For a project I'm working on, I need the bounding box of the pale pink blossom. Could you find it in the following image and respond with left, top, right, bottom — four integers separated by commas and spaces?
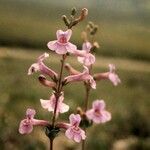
70, 42, 95, 66
40, 93, 69, 115
82, 42, 92, 52
47, 29, 77, 54
93, 64, 121, 86
65, 114, 86, 143
19, 108, 49, 134
77, 53, 95, 66
28, 53, 58, 78
86, 100, 111, 124
108, 64, 121, 86
64, 66, 96, 89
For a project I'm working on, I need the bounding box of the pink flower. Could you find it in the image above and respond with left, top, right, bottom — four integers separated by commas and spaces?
28, 53, 58, 78
65, 114, 86, 143
47, 29, 77, 54
108, 64, 121, 86
64, 66, 96, 89
19, 108, 49, 134
70, 42, 95, 66
93, 64, 121, 86
86, 100, 111, 124
40, 93, 69, 115
82, 42, 92, 52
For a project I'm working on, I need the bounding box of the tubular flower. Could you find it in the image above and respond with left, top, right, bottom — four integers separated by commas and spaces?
64, 66, 96, 89
40, 93, 69, 115
70, 42, 95, 66
93, 64, 121, 86
47, 29, 77, 54
65, 63, 80, 75
19, 108, 49, 134
108, 64, 121, 86
65, 114, 86, 143
28, 53, 58, 78
86, 100, 111, 124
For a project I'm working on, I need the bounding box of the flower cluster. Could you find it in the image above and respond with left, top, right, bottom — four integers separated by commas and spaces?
19, 8, 121, 149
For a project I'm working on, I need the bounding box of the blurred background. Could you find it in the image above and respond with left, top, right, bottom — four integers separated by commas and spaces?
0, 0, 149, 149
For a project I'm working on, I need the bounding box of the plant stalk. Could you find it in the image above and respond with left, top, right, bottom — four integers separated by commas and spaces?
50, 55, 66, 150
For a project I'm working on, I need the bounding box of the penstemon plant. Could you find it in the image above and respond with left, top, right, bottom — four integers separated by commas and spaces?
19, 8, 121, 150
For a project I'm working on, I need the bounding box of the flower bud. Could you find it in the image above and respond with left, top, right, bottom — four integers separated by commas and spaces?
91, 25, 98, 35
79, 8, 88, 21
65, 63, 80, 75
62, 15, 70, 27
81, 31, 88, 42
88, 22, 94, 29
71, 7, 77, 16
38, 75, 56, 88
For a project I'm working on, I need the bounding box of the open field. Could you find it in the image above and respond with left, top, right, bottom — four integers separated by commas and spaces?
0, 47, 149, 150
0, 0, 150, 61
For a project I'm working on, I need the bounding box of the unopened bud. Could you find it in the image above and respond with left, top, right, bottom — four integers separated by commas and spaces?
91, 25, 98, 35
93, 41, 100, 49
77, 107, 84, 115
88, 21, 94, 29
62, 15, 70, 27
81, 31, 88, 42
71, 7, 77, 16
65, 63, 80, 75
79, 8, 88, 21
38, 75, 56, 88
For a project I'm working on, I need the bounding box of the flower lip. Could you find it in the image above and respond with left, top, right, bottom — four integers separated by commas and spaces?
58, 36, 67, 44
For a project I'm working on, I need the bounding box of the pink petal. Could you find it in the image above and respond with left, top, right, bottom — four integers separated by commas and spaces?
86, 109, 94, 120
108, 73, 121, 86
28, 63, 40, 75
39, 61, 58, 78
93, 100, 105, 110
78, 53, 95, 66
26, 108, 36, 119
69, 114, 81, 126
40, 99, 51, 110
74, 133, 82, 143
89, 77, 96, 89
109, 64, 116, 73
70, 49, 87, 57
55, 44, 68, 54
47, 40, 58, 51
38, 53, 49, 61
19, 119, 33, 134
56, 29, 72, 42
65, 128, 73, 139
80, 129, 86, 140
66, 42, 77, 53
82, 42, 92, 52
59, 103, 69, 113
93, 111, 111, 123
64, 66, 89, 82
